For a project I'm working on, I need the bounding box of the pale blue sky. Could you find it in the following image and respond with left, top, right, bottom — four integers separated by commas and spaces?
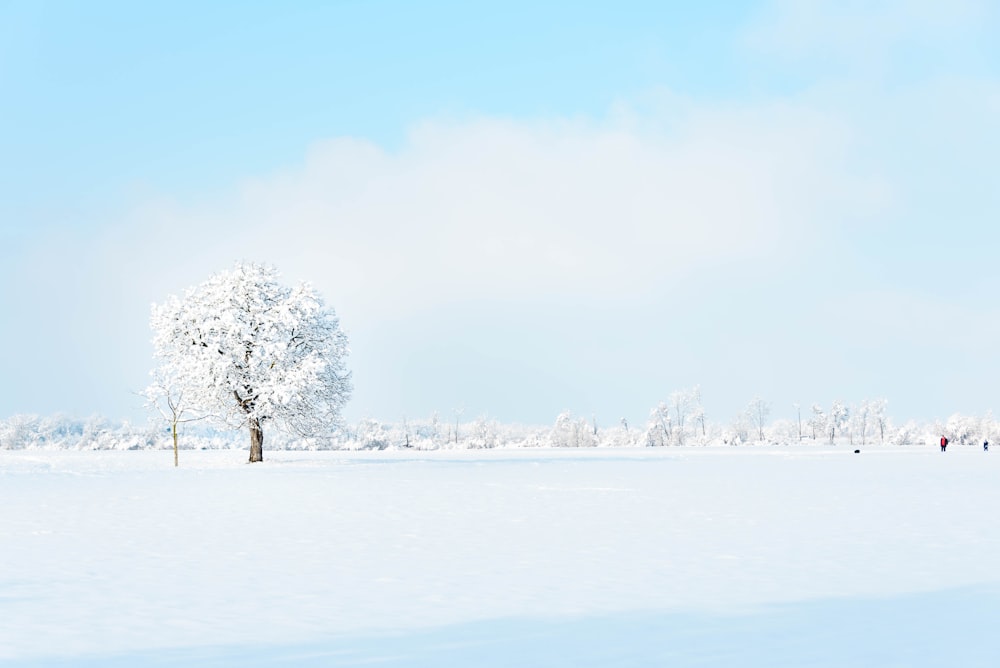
2, 1, 999, 429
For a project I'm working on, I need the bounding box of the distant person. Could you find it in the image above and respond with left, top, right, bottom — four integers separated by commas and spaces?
985, 439, 989, 452
941, 435, 948, 452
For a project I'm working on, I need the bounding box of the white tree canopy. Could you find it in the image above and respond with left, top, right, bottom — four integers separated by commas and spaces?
149, 262, 351, 461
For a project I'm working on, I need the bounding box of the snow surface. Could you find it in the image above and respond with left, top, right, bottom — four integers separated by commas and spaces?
2, 445, 999, 666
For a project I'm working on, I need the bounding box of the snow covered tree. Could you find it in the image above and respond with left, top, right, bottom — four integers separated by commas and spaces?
981, 411, 996, 446
891, 420, 918, 445
552, 410, 596, 447
829, 400, 849, 444
946, 413, 978, 445
149, 262, 351, 462
665, 386, 705, 444
746, 396, 770, 442
770, 418, 799, 443
471, 414, 500, 449
728, 411, 751, 445
646, 401, 672, 447
605, 417, 636, 447
552, 411, 575, 447
869, 398, 889, 445
853, 400, 871, 446
808, 404, 825, 441
356, 418, 389, 450
668, 389, 691, 445
690, 395, 707, 439
0, 414, 37, 450
429, 411, 441, 444
452, 407, 464, 445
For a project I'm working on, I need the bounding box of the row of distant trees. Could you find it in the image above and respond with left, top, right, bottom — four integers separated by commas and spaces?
1, 403, 994, 451
645, 390, 896, 447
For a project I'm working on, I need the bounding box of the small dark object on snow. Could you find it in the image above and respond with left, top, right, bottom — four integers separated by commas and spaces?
854, 449, 860, 454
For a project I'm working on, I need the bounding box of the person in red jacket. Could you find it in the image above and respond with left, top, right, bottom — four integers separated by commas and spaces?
940, 435, 948, 452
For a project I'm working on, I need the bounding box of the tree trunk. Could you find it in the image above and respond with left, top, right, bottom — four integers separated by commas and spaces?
249, 418, 264, 463
172, 420, 179, 468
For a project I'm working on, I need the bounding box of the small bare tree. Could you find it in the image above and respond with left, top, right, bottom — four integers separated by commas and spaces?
690, 386, 706, 437
143, 371, 209, 467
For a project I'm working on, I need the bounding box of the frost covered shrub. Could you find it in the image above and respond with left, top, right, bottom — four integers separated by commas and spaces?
551, 411, 597, 448
0, 414, 39, 450
355, 418, 390, 450
469, 415, 500, 449
890, 421, 920, 446
769, 419, 799, 444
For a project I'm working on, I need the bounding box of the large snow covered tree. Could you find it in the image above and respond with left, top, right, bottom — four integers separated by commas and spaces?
149, 262, 351, 462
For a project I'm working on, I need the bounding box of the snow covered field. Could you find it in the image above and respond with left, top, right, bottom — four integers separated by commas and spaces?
2, 445, 999, 666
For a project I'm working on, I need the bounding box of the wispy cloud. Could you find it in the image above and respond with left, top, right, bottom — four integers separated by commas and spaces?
745, 0, 992, 68
115, 100, 883, 324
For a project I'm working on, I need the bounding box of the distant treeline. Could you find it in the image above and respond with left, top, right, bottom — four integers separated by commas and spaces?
0, 400, 993, 451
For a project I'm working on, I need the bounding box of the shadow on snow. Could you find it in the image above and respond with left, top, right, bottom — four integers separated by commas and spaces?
9, 585, 999, 667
